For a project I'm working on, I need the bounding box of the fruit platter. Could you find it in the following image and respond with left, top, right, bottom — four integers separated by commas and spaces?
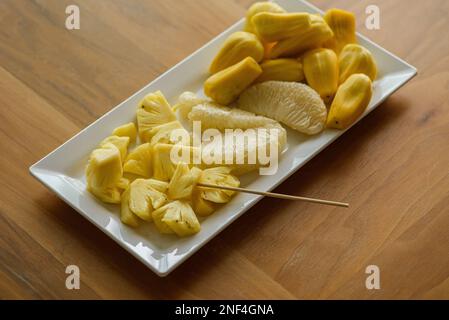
30, 0, 416, 276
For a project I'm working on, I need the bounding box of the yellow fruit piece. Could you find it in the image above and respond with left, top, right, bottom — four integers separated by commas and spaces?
252, 12, 311, 42
198, 167, 240, 204
152, 143, 199, 181
99, 135, 130, 161
153, 200, 200, 237
120, 187, 141, 227
323, 8, 357, 55
148, 120, 190, 146
257, 58, 304, 83
269, 14, 334, 58
244, 1, 286, 35
263, 42, 276, 60
209, 31, 264, 74
86, 143, 123, 204
303, 48, 339, 103
327, 73, 373, 130
128, 178, 168, 221
192, 189, 217, 217
112, 122, 137, 144
136, 91, 177, 142
167, 162, 197, 200
123, 143, 152, 178
339, 44, 377, 84
204, 57, 262, 105
117, 177, 130, 190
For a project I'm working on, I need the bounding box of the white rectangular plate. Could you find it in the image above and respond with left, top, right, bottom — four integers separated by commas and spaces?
30, 0, 417, 276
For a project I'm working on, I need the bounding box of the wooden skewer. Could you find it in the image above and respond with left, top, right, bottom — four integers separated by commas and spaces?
197, 183, 349, 208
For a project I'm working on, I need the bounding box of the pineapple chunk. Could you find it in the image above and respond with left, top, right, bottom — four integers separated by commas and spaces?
120, 187, 141, 227
198, 167, 240, 204
148, 120, 190, 146
192, 189, 217, 217
152, 143, 199, 181
152, 200, 201, 237
137, 91, 177, 142
112, 122, 137, 143
123, 143, 152, 178
167, 162, 198, 200
100, 135, 130, 161
86, 143, 123, 204
117, 177, 130, 190
128, 179, 168, 221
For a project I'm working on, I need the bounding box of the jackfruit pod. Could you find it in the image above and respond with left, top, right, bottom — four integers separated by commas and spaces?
327, 73, 373, 130
209, 31, 264, 74
257, 58, 304, 83
269, 14, 334, 58
252, 12, 311, 42
339, 44, 377, 84
323, 8, 357, 54
303, 48, 339, 103
204, 57, 262, 105
244, 1, 286, 35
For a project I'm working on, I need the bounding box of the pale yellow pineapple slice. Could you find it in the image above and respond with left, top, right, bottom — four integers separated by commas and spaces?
152, 200, 201, 237
167, 162, 199, 200
198, 167, 240, 204
136, 91, 177, 142
120, 187, 141, 227
128, 179, 169, 221
86, 143, 123, 204
192, 189, 217, 217
123, 143, 152, 178
112, 122, 137, 143
99, 135, 130, 161
148, 120, 190, 146
152, 143, 199, 181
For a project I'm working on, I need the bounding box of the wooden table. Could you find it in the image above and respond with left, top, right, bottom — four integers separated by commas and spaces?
1, 0, 448, 299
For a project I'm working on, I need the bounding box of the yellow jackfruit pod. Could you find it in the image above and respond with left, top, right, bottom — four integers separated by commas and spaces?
252, 12, 311, 42
256, 59, 304, 83
323, 8, 357, 55
244, 1, 286, 35
269, 14, 334, 58
209, 32, 264, 74
339, 44, 377, 84
303, 48, 339, 103
204, 57, 262, 105
327, 73, 373, 130
263, 42, 276, 59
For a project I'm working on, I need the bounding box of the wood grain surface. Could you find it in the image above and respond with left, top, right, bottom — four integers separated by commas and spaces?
1, 0, 448, 299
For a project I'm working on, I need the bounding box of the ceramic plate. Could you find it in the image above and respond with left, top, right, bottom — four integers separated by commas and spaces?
30, 0, 417, 276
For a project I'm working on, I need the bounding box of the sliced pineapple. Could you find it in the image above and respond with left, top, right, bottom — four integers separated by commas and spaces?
86, 143, 123, 204
192, 189, 217, 216
167, 162, 199, 200
152, 143, 199, 181
137, 91, 177, 142
112, 122, 137, 143
128, 179, 168, 221
152, 200, 201, 237
123, 143, 152, 178
99, 135, 130, 161
148, 120, 190, 146
197, 167, 240, 204
120, 187, 141, 227
117, 177, 130, 190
